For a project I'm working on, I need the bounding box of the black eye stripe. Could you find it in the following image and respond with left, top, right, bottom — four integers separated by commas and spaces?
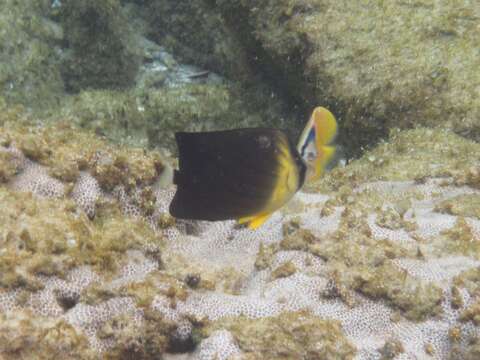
300, 127, 316, 157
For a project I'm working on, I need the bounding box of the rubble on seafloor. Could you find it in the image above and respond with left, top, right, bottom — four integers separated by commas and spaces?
0, 106, 479, 359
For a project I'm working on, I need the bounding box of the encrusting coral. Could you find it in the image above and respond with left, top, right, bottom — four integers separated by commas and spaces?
1, 106, 480, 359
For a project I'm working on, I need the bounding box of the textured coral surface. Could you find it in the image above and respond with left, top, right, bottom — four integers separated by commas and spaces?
212, 0, 480, 149
1, 108, 480, 359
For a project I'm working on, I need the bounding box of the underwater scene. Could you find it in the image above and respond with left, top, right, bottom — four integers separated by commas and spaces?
0, 0, 479, 359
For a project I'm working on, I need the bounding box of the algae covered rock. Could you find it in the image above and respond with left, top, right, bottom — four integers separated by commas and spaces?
141, 0, 253, 82
0, 0, 64, 110
57, 80, 288, 150
206, 311, 356, 359
1, 100, 480, 359
212, 0, 480, 149
315, 127, 480, 192
59, 0, 142, 91
0, 310, 94, 359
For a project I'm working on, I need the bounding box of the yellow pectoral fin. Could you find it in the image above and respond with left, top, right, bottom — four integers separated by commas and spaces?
313, 107, 337, 146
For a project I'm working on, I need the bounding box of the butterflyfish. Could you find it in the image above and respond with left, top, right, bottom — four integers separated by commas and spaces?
169, 107, 337, 229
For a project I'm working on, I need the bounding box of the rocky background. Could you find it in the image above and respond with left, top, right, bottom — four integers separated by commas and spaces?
0, 0, 479, 359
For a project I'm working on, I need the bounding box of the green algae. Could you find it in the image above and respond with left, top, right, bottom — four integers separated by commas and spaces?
161, 250, 246, 294
212, 0, 480, 151
271, 261, 297, 280
0, 151, 19, 183
59, 0, 141, 92
0, 113, 169, 293
460, 300, 480, 326
0, 187, 163, 291
112, 272, 187, 309
99, 310, 177, 359
453, 267, 480, 297
0, 310, 94, 359
205, 311, 356, 359
254, 243, 279, 270
56, 81, 288, 151
312, 128, 480, 193
0, 0, 64, 111
59, 90, 147, 147
141, 0, 252, 82
436, 194, 480, 219
276, 206, 443, 320
450, 336, 480, 360
0, 117, 165, 189
379, 338, 405, 360
143, 83, 290, 151
436, 218, 480, 259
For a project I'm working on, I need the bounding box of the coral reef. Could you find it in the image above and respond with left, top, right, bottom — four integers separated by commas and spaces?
204, 311, 356, 359
139, 0, 253, 82
58, 0, 142, 91
211, 0, 480, 149
1, 0, 290, 152
0, 105, 479, 358
0, 310, 95, 360
0, 2, 479, 358
58, 82, 288, 151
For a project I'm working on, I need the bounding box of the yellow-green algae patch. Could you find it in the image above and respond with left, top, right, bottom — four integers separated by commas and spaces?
311, 128, 480, 194
453, 267, 480, 298
435, 218, 480, 259
0, 118, 164, 189
271, 260, 297, 280
162, 251, 246, 294
57, 82, 289, 151
204, 311, 356, 359
460, 300, 480, 326
379, 338, 405, 360
0, 309, 95, 359
0, 151, 19, 183
0, 0, 64, 111
0, 187, 163, 291
449, 336, 480, 360
435, 194, 480, 219
98, 310, 177, 360
214, 0, 480, 150
278, 206, 443, 320
58, 0, 141, 92
81, 271, 188, 310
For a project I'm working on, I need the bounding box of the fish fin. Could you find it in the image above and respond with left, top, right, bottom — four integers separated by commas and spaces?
312, 107, 337, 146
320, 145, 336, 166
238, 216, 255, 225
312, 145, 336, 180
245, 213, 271, 229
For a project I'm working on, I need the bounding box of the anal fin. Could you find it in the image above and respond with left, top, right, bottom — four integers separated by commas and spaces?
237, 213, 271, 229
